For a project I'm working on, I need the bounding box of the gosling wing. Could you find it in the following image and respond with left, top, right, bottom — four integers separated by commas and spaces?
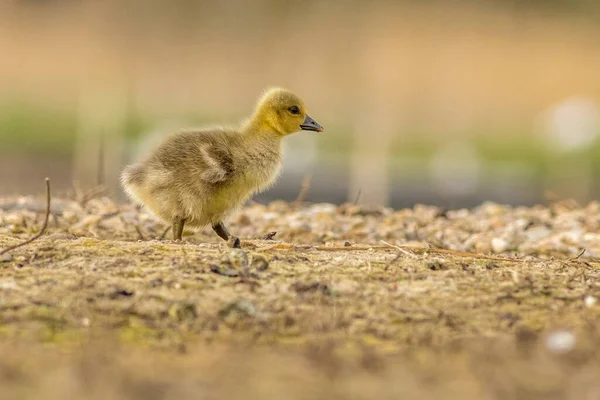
155, 130, 237, 185
193, 140, 236, 184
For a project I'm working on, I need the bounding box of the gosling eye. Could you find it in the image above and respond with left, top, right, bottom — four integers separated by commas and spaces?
288, 105, 300, 115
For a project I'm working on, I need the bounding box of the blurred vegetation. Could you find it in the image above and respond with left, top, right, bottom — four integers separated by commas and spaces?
4, 98, 597, 171
2, 0, 600, 205
0, 100, 77, 156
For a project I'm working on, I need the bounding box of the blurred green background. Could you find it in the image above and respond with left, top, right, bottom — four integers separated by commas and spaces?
1, 0, 600, 208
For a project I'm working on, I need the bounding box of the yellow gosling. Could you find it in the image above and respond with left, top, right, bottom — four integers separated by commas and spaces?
121, 87, 323, 244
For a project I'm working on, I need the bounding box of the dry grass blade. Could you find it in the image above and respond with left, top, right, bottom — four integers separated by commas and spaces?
353, 189, 362, 205
134, 225, 146, 241
159, 226, 171, 240
253, 240, 551, 264
570, 248, 586, 260
293, 173, 312, 206
381, 240, 418, 258
0, 178, 51, 256
76, 185, 108, 207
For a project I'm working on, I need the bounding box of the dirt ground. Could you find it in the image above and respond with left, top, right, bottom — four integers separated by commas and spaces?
2, 192, 600, 399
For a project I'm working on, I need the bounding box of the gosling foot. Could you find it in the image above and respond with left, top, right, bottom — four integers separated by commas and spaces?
228, 236, 241, 248
212, 221, 240, 248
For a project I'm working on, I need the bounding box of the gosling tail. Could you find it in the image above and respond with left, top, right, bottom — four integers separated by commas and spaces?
121, 164, 146, 187
120, 164, 147, 203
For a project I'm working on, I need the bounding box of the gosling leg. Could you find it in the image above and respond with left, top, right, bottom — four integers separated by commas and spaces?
212, 221, 241, 248
212, 221, 230, 241
172, 218, 185, 241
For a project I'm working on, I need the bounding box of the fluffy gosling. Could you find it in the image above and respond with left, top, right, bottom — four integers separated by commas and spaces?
121, 87, 323, 244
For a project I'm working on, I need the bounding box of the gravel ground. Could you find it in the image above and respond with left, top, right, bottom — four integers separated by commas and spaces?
1, 194, 600, 399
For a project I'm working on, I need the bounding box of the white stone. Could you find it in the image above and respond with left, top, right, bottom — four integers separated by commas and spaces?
491, 237, 510, 253
309, 203, 337, 215
545, 331, 576, 354
584, 295, 597, 308
0, 280, 19, 290
525, 226, 551, 242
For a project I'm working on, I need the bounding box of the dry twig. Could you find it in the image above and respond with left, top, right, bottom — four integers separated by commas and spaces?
159, 226, 171, 240
74, 183, 107, 207
570, 248, 586, 261
380, 240, 418, 259
134, 225, 147, 241
262, 231, 277, 240
293, 173, 312, 206
253, 240, 556, 264
353, 189, 362, 205
0, 178, 51, 256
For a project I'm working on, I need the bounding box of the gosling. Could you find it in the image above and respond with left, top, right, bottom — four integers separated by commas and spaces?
121, 87, 323, 243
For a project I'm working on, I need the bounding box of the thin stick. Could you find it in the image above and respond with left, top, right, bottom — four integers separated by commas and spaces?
253, 240, 552, 264
0, 178, 51, 256
293, 173, 312, 206
118, 214, 147, 241
159, 226, 171, 240
75, 185, 107, 207
97, 131, 105, 186
353, 189, 362, 205
380, 240, 418, 259
571, 248, 586, 261
134, 225, 146, 241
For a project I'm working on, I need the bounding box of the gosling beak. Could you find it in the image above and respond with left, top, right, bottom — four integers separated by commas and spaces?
300, 115, 323, 132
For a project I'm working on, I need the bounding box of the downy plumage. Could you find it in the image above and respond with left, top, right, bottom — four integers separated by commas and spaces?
121, 87, 323, 243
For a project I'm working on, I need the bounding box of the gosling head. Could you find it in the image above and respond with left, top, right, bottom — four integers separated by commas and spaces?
251, 87, 323, 136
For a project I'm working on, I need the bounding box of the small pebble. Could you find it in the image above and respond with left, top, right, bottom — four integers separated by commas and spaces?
168, 302, 198, 322
3, 214, 23, 225
584, 295, 597, 308
251, 255, 269, 271
525, 226, 551, 242
262, 231, 277, 240
236, 214, 252, 226
228, 249, 248, 269
46, 233, 77, 242
0, 252, 12, 263
491, 237, 510, 253
218, 299, 256, 318
210, 264, 239, 277
427, 260, 447, 271
309, 203, 337, 215
0, 280, 19, 290
545, 330, 576, 354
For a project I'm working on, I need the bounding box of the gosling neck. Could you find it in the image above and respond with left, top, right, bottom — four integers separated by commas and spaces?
241, 115, 283, 140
